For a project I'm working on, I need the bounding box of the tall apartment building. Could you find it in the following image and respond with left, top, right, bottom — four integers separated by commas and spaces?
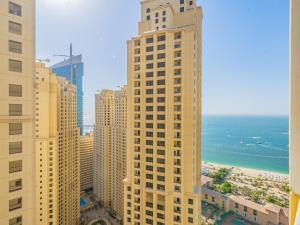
51, 54, 84, 135
80, 132, 94, 192
111, 87, 127, 222
0, 1, 36, 224
93, 86, 127, 222
290, 0, 300, 224
56, 77, 80, 225
124, 1, 202, 224
35, 63, 59, 225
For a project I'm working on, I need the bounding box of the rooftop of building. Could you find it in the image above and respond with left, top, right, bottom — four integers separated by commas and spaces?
51, 54, 83, 69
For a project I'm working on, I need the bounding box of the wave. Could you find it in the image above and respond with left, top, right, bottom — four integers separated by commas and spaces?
259, 144, 288, 152
207, 149, 288, 159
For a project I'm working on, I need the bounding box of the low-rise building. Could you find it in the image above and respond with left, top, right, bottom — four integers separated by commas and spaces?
201, 176, 289, 225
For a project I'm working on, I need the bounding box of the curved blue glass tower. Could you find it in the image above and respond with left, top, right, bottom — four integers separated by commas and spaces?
51, 55, 84, 135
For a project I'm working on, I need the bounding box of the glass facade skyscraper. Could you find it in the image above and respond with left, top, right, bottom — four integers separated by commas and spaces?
51, 55, 84, 135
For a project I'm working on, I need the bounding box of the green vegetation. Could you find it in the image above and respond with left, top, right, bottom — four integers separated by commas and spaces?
210, 168, 230, 183
280, 183, 290, 193
267, 195, 288, 208
215, 182, 232, 194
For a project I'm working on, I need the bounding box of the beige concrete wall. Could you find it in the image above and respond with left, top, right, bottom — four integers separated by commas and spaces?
57, 77, 80, 225
0, 0, 36, 224
290, 0, 300, 224
35, 63, 59, 225
80, 132, 94, 191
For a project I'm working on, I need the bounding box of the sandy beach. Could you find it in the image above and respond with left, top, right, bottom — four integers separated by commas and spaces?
202, 162, 289, 183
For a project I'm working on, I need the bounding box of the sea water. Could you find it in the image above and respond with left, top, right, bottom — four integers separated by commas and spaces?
202, 115, 289, 174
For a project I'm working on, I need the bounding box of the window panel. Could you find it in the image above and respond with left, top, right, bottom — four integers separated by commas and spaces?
9, 21, 22, 35
9, 2, 22, 16
9, 40, 22, 54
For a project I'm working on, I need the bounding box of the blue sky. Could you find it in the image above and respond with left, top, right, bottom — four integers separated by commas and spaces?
36, 0, 290, 125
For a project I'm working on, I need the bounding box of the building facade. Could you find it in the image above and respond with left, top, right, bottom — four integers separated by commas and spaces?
80, 132, 94, 192
290, 0, 300, 224
93, 87, 127, 222
56, 77, 80, 225
51, 55, 84, 135
0, 1, 36, 224
35, 63, 59, 225
124, 0, 202, 224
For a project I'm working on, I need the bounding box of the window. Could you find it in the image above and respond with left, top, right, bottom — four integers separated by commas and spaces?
9, 160, 22, 173
157, 115, 165, 120
235, 203, 239, 209
155, 19, 159, 24
146, 8, 150, 13
157, 106, 165, 111
9, 59, 22, 72
147, 15, 150, 20
180, 0, 185, 4
189, 1, 193, 6
158, 53, 165, 59
146, 89, 153, 94
157, 80, 165, 85
146, 63, 153, 69
157, 44, 165, 50
163, 11, 166, 16
9, 216, 22, 225
9, 40, 22, 54
157, 123, 165, 129
146, 46, 154, 52
9, 2, 22, 16
9, 197, 22, 211
9, 179, 22, 192
157, 35, 166, 42
9, 141, 22, 154
157, 97, 165, 102
180, 7, 185, 12
188, 217, 193, 223
146, 72, 153, 77
157, 62, 165, 68
157, 88, 165, 94
146, 106, 153, 111
9, 21, 22, 35
146, 37, 154, 44
9, 123, 22, 135
146, 80, 153, 86
163, 17, 166, 22
157, 71, 165, 76
188, 199, 193, 205
9, 104, 22, 116
9, 84, 22, 97
156, 12, 159, 17
146, 55, 153, 61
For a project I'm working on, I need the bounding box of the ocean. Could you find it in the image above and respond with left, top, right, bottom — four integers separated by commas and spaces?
202, 116, 289, 174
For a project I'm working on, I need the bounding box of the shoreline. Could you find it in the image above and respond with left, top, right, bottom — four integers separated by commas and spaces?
203, 161, 289, 182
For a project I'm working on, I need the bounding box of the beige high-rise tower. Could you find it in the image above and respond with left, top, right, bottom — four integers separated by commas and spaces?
0, 1, 36, 224
56, 77, 80, 225
35, 63, 59, 225
80, 132, 94, 191
93, 86, 127, 222
290, 0, 300, 224
124, 0, 202, 224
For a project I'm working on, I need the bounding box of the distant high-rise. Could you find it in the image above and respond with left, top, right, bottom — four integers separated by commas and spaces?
35, 63, 59, 225
51, 54, 84, 135
93, 86, 127, 223
124, 0, 202, 224
80, 132, 94, 192
0, 1, 36, 224
56, 77, 80, 225
290, 0, 300, 224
